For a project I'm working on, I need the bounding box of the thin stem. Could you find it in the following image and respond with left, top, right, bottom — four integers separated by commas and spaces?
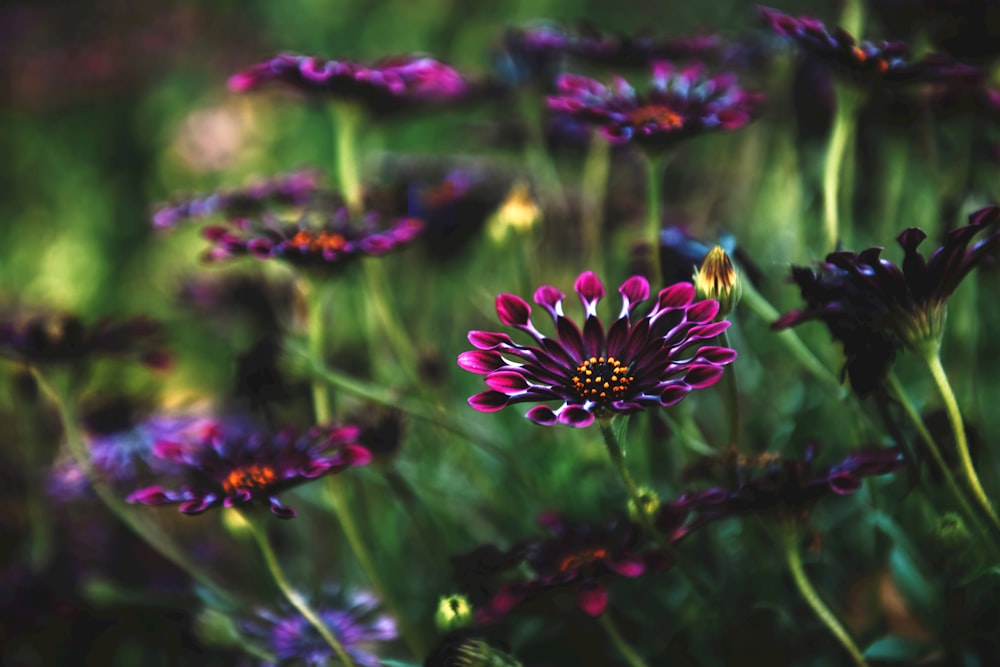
331, 104, 363, 212
303, 278, 333, 424
644, 152, 664, 288
597, 613, 651, 667
242, 511, 358, 667
325, 478, 427, 658
360, 258, 420, 387
783, 528, 869, 667
719, 330, 740, 449
823, 86, 859, 251
923, 350, 1000, 532
598, 418, 668, 549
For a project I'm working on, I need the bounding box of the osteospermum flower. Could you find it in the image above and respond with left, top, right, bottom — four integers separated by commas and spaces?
229, 53, 477, 115
760, 6, 981, 86
547, 62, 760, 152
241, 589, 397, 667
458, 272, 736, 427
773, 206, 1000, 396
127, 421, 370, 518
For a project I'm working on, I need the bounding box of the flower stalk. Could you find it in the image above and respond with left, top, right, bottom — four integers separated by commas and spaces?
598, 612, 651, 667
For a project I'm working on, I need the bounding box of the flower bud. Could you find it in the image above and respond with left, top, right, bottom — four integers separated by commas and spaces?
628, 486, 661, 522
693, 245, 741, 318
487, 182, 541, 242
435, 594, 473, 632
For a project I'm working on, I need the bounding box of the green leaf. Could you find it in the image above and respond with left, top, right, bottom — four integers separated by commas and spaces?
380, 660, 422, 667
863, 635, 930, 662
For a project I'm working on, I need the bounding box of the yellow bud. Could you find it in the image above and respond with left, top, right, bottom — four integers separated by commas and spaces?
435, 594, 473, 632
694, 245, 741, 318
628, 486, 661, 522
487, 182, 541, 242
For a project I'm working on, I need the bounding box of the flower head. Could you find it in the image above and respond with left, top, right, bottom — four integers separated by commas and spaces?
127, 420, 370, 518
229, 53, 477, 115
693, 245, 741, 318
241, 589, 397, 667
773, 206, 1000, 395
760, 6, 981, 86
459, 272, 736, 427
547, 62, 760, 153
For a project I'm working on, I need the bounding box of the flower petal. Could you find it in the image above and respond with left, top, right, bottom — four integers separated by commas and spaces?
457, 350, 505, 374
575, 581, 608, 616
559, 406, 595, 428
485, 371, 531, 394
468, 390, 509, 412
526, 405, 559, 426
496, 293, 532, 327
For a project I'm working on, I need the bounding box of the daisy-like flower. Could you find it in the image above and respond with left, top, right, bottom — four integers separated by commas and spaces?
773, 206, 1000, 396
473, 513, 672, 619
229, 53, 477, 115
241, 589, 397, 667
0, 314, 169, 370
759, 6, 981, 86
458, 272, 736, 428
546, 61, 760, 153
127, 420, 370, 519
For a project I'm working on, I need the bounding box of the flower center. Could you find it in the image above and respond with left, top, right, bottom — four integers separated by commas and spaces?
289, 230, 347, 253
557, 547, 610, 573
571, 356, 634, 403
626, 104, 683, 130
221, 463, 277, 494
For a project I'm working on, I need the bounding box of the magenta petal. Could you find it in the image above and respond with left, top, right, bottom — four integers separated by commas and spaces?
269, 498, 298, 519
684, 365, 725, 388
574, 271, 606, 307
619, 275, 650, 308
694, 346, 738, 364
828, 472, 862, 495
687, 321, 730, 339
485, 371, 531, 394
559, 407, 595, 428
658, 282, 695, 308
659, 385, 691, 406
608, 556, 646, 577
127, 486, 170, 505
534, 285, 565, 319
496, 293, 532, 327
224, 490, 252, 506
526, 405, 559, 425
687, 299, 720, 323
152, 440, 188, 463
468, 330, 513, 350
178, 497, 213, 515
342, 444, 372, 466
576, 581, 608, 617
468, 391, 509, 412
490, 585, 525, 616
457, 350, 505, 374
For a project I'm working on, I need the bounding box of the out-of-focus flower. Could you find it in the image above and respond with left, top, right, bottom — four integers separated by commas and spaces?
0, 314, 169, 370
424, 629, 523, 667
693, 246, 741, 318
241, 589, 397, 667
487, 181, 541, 242
474, 513, 672, 619
152, 170, 321, 229
773, 206, 1000, 396
435, 594, 474, 632
229, 53, 481, 115
127, 420, 370, 518
760, 6, 981, 86
458, 272, 735, 427
547, 62, 760, 153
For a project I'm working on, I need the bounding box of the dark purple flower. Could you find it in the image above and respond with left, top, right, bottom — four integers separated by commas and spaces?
152, 170, 321, 229
229, 53, 478, 115
474, 513, 671, 619
127, 420, 370, 519
773, 206, 1000, 395
459, 272, 736, 428
760, 6, 982, 86
0, 314, 169, 369
241, 589, 396, 667
547, 62, 760, 153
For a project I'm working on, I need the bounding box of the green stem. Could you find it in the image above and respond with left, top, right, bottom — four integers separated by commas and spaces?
360, 259, 420, 387
242, 511, 358, 667
923, 351, 1000, 533
823, 87, 858, 251
840, 0, 865, 38
644, 153, 664, 288
37, 373, 240, 609
783, 528, 869, 667
331, 104, 363, 212
303, 278, 333, 424
325, 478, 426, 658
719, 330, 740, 449
597, 612, 651, 667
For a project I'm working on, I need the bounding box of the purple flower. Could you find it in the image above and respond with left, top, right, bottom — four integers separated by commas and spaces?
547, 62, 760, 153
0, 314, 169, 370
773, 206, 1000, 396
127, 420, 370, 519
152, 170, 321, 229
241, 589, 397, 667
458, 272, 736, 428
760, 6, 981, 86
229, 53, 477, 115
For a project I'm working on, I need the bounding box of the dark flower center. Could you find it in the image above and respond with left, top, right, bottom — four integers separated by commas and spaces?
626, 104, 683, 130
221, 463, 277, 494
558, 547, 609, 573
571, 356, 634, 403
289, 230, 347, 253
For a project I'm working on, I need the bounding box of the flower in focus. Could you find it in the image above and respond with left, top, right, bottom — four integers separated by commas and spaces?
229, 53, 479, 115
773, 206, 1000, 396
473, 513, 672, 619
693, 245, 741, 318
0, 314, 169, 370
127, 420, 370, 518
458, 271, 736, 427
241, 589, 397, 667
547, 62, 760, 153
760, 6, 981, 86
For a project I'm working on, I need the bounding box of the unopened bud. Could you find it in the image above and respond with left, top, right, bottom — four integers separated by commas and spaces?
693, 246, 741, 318
435, 594, 473, 632
935, 513, 971, 551
628, 487, 661, 522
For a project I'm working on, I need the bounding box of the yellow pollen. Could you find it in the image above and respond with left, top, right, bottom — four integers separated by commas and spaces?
221, 464, 277, 494
571, 355, 634, 403
627, 104, 683, 129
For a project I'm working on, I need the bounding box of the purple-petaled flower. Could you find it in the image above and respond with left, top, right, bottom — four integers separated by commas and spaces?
773, 206, 1000, 396
241, 589, 396, 667
547, 62, 760, 153
458, 271, 736, 428
673, 446, 904, 526
152, 170, 321, 229
0, 314, 169, 369
759, 6, 982, 86
474, 513, 671, 619
127, 421, 370, 519
229, 53, 477, 115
